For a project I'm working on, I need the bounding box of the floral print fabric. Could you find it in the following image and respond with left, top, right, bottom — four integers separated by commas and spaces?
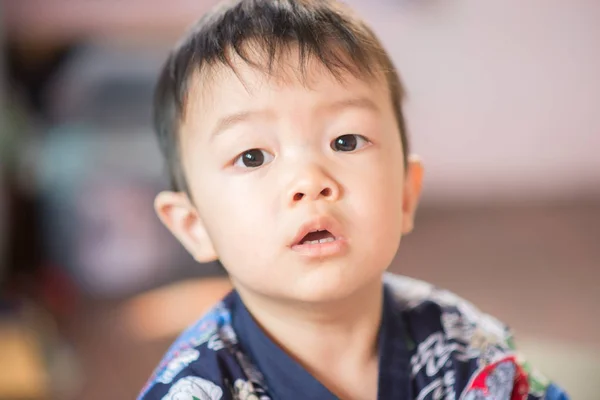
138, 274, 568, 400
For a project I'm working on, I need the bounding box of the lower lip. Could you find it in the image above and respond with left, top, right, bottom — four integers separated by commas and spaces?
290, 238, 347, 258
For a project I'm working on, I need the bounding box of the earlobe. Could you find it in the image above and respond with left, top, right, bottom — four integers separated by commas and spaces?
402, 155, 425, 234
154, 191, 218, 263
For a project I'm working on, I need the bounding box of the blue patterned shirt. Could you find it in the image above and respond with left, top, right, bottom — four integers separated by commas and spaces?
138, 274, 569, 400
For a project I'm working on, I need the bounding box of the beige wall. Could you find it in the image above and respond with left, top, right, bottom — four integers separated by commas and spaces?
6, 0, 600, 204
350, 0, 600, 203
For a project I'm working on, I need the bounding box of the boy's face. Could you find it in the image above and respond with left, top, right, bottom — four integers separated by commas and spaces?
156, 51, 423, 303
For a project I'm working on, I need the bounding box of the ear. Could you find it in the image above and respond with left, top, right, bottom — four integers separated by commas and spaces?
154, 191, 218, 263
401, 155, 425, 234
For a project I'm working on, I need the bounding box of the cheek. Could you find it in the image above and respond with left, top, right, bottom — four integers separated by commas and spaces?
202, 177, 284, 291
198, 173, 278, 256
347, 142, 405, 248
356, 164, 404, 231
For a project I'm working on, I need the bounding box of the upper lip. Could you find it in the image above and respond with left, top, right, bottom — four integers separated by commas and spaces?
290, 215, 343, 246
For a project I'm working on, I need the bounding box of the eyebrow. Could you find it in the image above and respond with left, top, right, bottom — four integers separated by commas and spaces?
209, 96, 380, 140
322, 96, 381, 115
209, 110, 271, 141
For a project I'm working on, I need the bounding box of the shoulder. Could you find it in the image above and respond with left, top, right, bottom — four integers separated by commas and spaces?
137, 293, 267, 400
383, 273, 508, 347
383, 273, 569, 400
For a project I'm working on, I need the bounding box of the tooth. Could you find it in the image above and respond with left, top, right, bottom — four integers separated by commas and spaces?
319, 237, 335, 243
309, 240, 319, 245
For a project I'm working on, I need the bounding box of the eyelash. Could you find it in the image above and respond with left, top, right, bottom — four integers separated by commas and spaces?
233, 148, 274, 169
330, 134, 371, 152
232, 134, 372, 169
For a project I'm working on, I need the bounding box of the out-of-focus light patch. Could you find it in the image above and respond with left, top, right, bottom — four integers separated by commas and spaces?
120, 278, 232, 341
0, 322, 49, 399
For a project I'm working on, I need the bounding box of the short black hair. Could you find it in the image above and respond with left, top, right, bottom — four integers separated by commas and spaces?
154, 0, 409, 193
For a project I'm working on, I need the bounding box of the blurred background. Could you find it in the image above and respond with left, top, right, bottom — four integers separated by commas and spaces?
0, 0, 598, 399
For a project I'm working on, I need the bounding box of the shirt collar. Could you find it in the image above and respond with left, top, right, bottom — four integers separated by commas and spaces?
231, 283, 411, 399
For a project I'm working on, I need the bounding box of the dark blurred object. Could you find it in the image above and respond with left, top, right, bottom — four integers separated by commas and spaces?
0, 172, 7, 288
2, 39, 73, 296
1, 98, 41, 298
5, 43, 74, 118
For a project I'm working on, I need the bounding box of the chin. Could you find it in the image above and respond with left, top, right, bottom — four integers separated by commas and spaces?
285, 266, 379, 304
289, 285, 351, 304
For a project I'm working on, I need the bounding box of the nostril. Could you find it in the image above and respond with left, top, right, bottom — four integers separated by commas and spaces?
293, 193, 304, 202
321, 188, 332, 197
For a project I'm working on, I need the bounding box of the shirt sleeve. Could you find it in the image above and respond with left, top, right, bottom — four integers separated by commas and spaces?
458, 330, 571, 400
139, 373, 226, 400
396, 278, 571, 400
435, 285, 571, 400
545, 383, 570, 400
505, 336, 570, 400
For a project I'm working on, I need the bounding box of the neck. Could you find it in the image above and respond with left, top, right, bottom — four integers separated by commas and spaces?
234, 276, 384, 396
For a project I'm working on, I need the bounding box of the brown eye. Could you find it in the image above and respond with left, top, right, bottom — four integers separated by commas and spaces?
233, 149, 274, 168
331, 134, 370, 152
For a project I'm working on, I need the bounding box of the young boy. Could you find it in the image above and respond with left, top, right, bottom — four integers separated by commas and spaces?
139, 1, 568, 399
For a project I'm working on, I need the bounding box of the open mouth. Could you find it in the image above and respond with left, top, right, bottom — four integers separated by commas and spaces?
298, 229, 336, 245
290, 217, 346, 257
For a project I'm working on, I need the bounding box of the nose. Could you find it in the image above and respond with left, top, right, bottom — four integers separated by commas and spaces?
286, 164, 341, 206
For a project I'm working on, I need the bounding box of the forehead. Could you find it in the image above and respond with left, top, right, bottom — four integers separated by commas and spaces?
181, 48, 391, 129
